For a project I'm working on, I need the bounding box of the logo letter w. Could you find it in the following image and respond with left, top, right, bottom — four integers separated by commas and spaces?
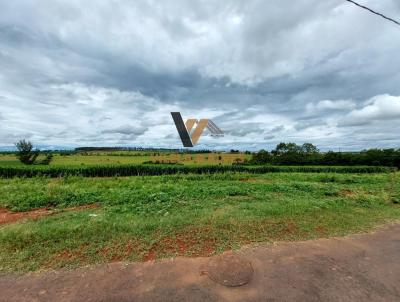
171, 112, 208, 147
171, 112, 223, 147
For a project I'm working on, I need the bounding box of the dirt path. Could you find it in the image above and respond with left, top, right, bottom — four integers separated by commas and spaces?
1, 224, 400, 302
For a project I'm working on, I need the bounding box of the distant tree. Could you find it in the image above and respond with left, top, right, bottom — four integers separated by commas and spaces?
273, 142, 301, 155
251, 149, 272, 164
321, 151, 344, 165
248, 143, 400, 167
15, 140, 39, 165
301, 143, 319, 154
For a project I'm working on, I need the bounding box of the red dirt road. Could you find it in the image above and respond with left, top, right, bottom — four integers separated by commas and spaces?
1, 224, 400, 302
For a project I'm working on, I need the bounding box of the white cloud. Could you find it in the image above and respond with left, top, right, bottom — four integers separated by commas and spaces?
340, 94, 400, 126
0, 82, 170, 145
306, 100, 356, 113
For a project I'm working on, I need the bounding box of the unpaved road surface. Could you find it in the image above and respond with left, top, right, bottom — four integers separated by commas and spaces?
1, 224, 400, 302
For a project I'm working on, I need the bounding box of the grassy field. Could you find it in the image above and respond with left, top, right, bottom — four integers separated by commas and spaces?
0, 152, 250, 167
1, 171, 399, 273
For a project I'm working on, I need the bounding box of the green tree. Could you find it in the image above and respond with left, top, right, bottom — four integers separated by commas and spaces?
15, 140, 39, 165
273, 142, 301, 155
251, 149, 272, 164
301, 143, 319, 154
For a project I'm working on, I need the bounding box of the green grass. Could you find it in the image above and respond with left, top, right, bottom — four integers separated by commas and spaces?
0, 172, 399, 273
0, 152, 251, 167
0, 164, 393, 178
0, 154, 149, 167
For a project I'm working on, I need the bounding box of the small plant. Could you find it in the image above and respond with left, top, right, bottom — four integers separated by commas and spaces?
38, 153, 53, 165
15, 140, 39, 165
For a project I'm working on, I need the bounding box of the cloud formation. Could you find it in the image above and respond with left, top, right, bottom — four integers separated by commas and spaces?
0, 0, 399, 150
340, 95, 400, 126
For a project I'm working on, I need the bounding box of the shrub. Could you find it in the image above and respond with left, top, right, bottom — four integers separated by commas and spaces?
15, 140, 39, 165
38, 153, 53, 165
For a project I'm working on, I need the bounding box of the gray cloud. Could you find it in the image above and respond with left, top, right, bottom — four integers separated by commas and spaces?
0, 0, 399, 150
101, 125, 147, 136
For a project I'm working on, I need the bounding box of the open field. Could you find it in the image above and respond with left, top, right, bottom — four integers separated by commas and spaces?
0, 152, 251, 167
0, 151, 394, 178
1, 171, 399, 273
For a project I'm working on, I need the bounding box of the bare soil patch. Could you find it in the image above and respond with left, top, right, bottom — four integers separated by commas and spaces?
143, 227, 217, 261
1, 224, 399, 302
340, 188, 355, 197
0, 204, 99, 225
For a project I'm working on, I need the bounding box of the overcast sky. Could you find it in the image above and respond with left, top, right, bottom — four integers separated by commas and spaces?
0, 0, 399, 150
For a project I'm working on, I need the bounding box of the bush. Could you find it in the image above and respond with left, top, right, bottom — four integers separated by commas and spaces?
38, 153, 53, 165
251, 149, 272, 164
15, 140, 39, 165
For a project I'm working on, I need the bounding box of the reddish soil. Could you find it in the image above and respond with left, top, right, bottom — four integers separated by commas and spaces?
340, 188, 355, 197
0, 208, 51, 225
143, 228, 217, 261
44, 244, 91, 269
0, 204, 99, 225
1, 224, 400, 302
279, 220, 299, 236
97, 240, 137, 262
315, 225, 328, 235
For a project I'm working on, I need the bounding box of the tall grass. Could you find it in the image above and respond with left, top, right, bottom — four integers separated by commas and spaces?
0, 164, 395, 178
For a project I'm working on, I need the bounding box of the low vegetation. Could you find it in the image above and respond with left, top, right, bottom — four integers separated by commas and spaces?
1, 143, 398, 273
0, 172, 399, 272
0, 164, 394, 178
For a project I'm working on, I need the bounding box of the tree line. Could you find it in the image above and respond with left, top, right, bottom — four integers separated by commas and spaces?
12, 139, 400, 168
250, 142, 400, 167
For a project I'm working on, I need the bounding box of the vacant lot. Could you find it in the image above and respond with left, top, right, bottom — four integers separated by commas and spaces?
0, 152, 250, 167
1, 172, 399, 273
